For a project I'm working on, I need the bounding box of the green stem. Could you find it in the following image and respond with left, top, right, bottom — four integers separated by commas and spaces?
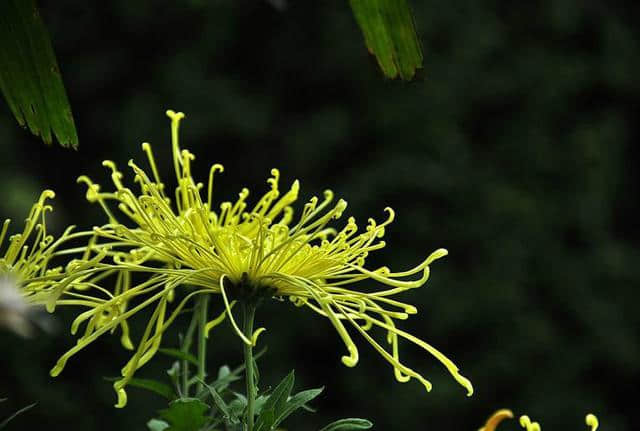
181, 305, 199, 396
243, 303, 257, 431
196, 295, 209, 395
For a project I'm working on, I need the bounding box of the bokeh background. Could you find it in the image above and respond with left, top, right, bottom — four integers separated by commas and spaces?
1, 1, 639, 430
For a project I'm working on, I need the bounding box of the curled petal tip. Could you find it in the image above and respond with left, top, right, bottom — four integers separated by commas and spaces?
165, 109, 185, 120
422, 380, 433, 392
251, 327, 267, 345
114, 388, 128, 408
455, 372, 474, 396
519, 416, 541, 431
479, 409, 514, 431
428, 248, 448, 263
41, 189, 56, 199
586, 414, 598, 431
121, 334, 134, 351
341, 345, 359, 367
341, 356, 358, 367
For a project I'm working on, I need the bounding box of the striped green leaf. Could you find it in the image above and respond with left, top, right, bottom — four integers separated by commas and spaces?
0, 0, 78, 148
349, 0, 424, 80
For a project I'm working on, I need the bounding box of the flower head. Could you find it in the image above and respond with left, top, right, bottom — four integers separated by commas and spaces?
55, 110, 472, 406
480, 409, 599, 431
1, 190, 59, 280
0, 191, 76, 335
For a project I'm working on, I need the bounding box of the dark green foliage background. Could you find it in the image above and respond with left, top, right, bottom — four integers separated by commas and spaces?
1, 1, 638, 430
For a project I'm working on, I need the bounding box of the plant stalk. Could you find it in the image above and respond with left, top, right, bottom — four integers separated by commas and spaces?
243, 303, 257, 431
181, 304, 199, 396
196, 294, 209, 395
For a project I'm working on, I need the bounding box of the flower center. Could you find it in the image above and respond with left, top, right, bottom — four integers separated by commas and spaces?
226, 271, 278, 307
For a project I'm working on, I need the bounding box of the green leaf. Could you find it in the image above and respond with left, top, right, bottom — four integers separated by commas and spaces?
209, 347, 266, 392
195, 377, 232, 421
217, 365, 231, 380
0, 402, 36, 429
210, 369, 242, 393
159, 348, 199, 366
147, 419, 170, 431
257, 409, 275, 431
159, 398, 209, 431
272, 387, 324, 429
255, 371, 297, 431
104, 376, 174, 399
259, 370, 295, 420
319, 418, 374, 431
0, 0, 78, 148
227, 398, 246, 418
253, 394, 268, 415
349, 0, 423, 80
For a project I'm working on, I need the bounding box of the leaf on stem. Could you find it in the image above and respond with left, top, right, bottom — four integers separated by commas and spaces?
349, 0, 424, 80
147, 418, 170, 431
195, 377, 233, 422
159, 348, 199, 366
0, 0, 78, 148
272, 387, 324, 429
254, 370, 295, 431
159, 398, 209, 431
319, 418, 374, 431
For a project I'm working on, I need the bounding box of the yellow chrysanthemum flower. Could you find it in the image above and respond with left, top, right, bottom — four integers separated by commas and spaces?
2, 190, 59, 280
0, 190, 84, 335
0, 190, 87, 296
479, 409, 599, 431
51, 110, 472, 406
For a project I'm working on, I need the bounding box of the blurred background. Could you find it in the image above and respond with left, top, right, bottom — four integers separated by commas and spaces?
1, 1, 639, 429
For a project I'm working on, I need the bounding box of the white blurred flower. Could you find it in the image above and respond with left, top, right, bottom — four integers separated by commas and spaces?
0, 275, 33, 337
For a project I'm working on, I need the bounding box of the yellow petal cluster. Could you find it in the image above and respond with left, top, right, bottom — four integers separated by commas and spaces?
0, 190, 80, 298
480, 409, 599, 431
0, 191, 90, 335
52, 110, 472, 406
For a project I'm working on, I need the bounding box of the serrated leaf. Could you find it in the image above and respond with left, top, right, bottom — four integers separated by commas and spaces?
319, 418, 373, 431
159, 348, 199, 366
159, 398, 209, 431
104, 377, 174, 399
147, 419, 170, 431
349, 0, 423, 80
272, 387, 324, 429
0, 0, 78, 147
